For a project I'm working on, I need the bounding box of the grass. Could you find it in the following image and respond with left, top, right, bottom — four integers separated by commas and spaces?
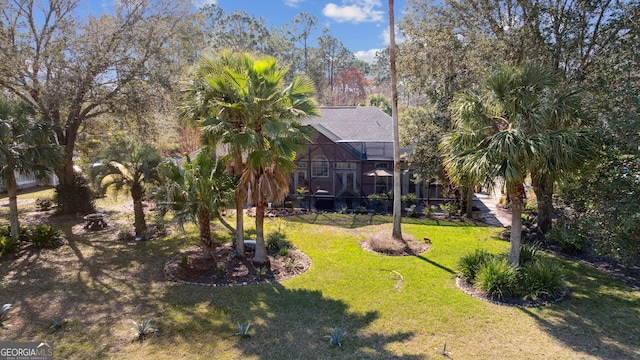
1, 190, 639, 359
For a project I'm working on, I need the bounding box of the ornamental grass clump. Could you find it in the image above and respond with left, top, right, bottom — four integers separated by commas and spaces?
458, 246, 567, 302
457, 249, 494, 283
474, 257, 517, 299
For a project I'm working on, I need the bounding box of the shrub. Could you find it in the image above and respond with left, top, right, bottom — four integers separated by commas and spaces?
546, 222, 589, 254
30, 225, 64, 248
401, 193, 419, 205
439, 202, 458, 218
278, 248, 290, 257
457, 249, 494, 283
515, 259, 566, 300
474, 257, 517, 299
422, 205, 435, 218
266, 231, 291, 250
519, 243, 540, 266
0, 226, 31, 242
35, 198, 54, 211
0, 235, 21, 257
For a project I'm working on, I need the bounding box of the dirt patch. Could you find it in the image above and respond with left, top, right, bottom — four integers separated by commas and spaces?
360, 231, 430, 256
164, 243, 311, 286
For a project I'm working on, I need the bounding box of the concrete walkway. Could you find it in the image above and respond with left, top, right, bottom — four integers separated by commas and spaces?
473, 192, 511, 227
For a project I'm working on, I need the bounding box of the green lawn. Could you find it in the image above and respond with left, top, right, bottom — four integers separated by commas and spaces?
1, 190, 639, 359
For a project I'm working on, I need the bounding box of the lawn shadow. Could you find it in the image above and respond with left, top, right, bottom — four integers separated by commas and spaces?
412, 254, 456, 275
520, 260, 640, 359
158, 281, 425, 359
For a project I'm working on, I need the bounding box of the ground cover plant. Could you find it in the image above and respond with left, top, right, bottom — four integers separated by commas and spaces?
0, 189, 639, 359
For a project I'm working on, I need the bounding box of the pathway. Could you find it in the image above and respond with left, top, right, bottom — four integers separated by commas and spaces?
473, 191, 511, 227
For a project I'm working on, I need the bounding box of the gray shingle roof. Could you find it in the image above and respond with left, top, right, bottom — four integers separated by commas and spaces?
301, 106, 393, 143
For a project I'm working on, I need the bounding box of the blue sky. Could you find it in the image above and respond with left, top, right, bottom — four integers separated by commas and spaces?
194, 0, 407, 63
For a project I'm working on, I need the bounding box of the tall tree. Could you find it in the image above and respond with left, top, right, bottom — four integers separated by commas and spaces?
0, 97, 60, 238
389, 0, 403, 240
180, 50, 253, 258
156, 150, 235, 264
0, 0, 194, 214
208, 53, 318, 265
442, 64, 594, 265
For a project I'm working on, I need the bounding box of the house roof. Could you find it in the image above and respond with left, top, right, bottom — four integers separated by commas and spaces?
301, 106, 393, 143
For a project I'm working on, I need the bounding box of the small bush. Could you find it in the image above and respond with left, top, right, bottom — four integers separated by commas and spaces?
516, 259, 566, 300
439, 202, 458, 218
519, 243, 540, 265
278, 248, 290, 257
35, 198, 54, 211
422, 205, 435, 218
266, 231, 291, 250
457, 249, 494, 283
0, 235, 21, 257
474, 257, 517, 299
401, 193, 419, 206
30, 225, 64, 248
547, 224, 589, 254
0, 226, 31, 242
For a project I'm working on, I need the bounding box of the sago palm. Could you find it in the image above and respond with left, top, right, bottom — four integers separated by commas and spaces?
0, 98, 61, 238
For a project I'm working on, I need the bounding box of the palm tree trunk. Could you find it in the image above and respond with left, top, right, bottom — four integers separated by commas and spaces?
6, 169, 20, 239
198, 208, 216, 266
532, 173, 554, 234
235, 190, 245, 258
253, 201, 269, 266
465, 186, 474, 218
131, 182, 147, 237
508, 183, 526, 266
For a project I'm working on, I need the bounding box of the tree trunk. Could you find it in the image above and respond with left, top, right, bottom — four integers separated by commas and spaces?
131, 182, 147, 238
235, 190, 245, 258
198, 207, 216, 266
532, 173, 554, 234
253, 201, 269, 266
6, 169, 20, 239
465, 186, 474, 217
508, 183, 526, 266
388, 0, 403, 240
56, 123, 80, 214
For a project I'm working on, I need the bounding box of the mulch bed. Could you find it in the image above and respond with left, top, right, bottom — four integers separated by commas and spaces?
455, 277, 570, 308
360, 232, 430, 256
164, 243, 311, 286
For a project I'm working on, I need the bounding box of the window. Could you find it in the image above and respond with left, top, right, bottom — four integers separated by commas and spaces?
311, 155, 329, 177
335, 162, 356, 170
375, 162, 389, 169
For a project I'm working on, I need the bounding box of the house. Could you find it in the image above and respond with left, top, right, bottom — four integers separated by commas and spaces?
291, 106, 444, 207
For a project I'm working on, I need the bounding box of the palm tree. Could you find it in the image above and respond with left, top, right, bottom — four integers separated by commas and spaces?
182, 51, 318, 265
0, 98, 61, 238
441, 64, 594, 265
180, 51, 254, 258
156, 150, 235, 264
95, 145, 161, 238
217, 54, 317, 265
388, 0, 403, 240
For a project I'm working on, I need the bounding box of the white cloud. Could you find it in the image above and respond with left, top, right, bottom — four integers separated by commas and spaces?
193, 0, 217, 8
284, 0, 305, 7
380, 25, 406, 46
322, 0, 384, 23
354, 49, 382, 64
